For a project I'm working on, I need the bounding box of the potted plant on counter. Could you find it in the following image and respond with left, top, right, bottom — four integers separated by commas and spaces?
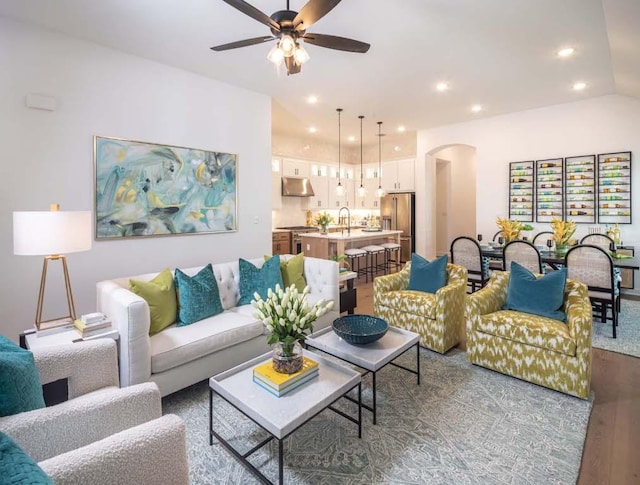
314, 212, 334, 234
252, 284, 334, 374
550, 217, 576, 255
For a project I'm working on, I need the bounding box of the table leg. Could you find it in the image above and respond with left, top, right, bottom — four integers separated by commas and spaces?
372, 371, 377, 425
358, 382, 362, 439
209, 387, 213, 445
278, 439, 284, 485
416, 342, 421, 385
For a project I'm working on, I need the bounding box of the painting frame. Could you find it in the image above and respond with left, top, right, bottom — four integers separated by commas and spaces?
94, 135, 238, 240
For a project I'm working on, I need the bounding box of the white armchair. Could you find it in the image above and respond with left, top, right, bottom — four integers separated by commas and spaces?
0, 339, 189, 485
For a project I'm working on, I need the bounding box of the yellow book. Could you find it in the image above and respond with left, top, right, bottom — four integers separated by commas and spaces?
253, 357, 318, 389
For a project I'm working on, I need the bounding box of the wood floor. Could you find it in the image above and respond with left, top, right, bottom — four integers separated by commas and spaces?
351, 278, 640, 484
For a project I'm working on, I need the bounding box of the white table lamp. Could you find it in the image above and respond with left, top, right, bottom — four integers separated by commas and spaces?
13, 204, 92, 331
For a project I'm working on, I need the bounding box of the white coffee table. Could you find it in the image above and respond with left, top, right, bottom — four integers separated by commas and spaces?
305, 324, 420, 424
209, 349, 362, 485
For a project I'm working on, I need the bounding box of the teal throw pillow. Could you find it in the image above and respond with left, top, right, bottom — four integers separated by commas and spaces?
238, 256, 284, 305
174, 264, 224, 326
0, 432, 53, 484
505, 261, 567, 322
0, 335, 45, 418
407, 253, 448, 294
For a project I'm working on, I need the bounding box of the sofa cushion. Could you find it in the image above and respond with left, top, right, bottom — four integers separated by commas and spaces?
129, 268, 177, 336
478, 310, 576, 356
376, 290, 437, 319
0, 336, 45, 418
407, 254, 448, 294
0, 431, 53, 484
238, 256, 284, 305
174, 264, 223, 326
505, 262, 567, 322
266, 253, 306, 292
150, 311, 264, 373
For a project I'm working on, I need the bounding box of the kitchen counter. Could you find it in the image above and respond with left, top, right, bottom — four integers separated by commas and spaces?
272, 228, 292, 233
301, 230, 402, 259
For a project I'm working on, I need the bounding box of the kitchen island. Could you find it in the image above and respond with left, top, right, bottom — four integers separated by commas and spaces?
300, 230, 403, 260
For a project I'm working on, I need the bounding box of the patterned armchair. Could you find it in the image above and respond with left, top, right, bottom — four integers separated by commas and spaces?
465, 271, 592, 399
374, 262, 467, 354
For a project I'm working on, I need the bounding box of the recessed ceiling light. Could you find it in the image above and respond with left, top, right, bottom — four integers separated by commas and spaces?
436, 82, 449, 92
308, 126, 317, 133
397, 125, 406, 133
573, 81, 587, 91
306, 95, 318, 104
348, 135, 356, 142
557, 47, 575, 58
471, 105, 482, 113
394, 146, 401, 152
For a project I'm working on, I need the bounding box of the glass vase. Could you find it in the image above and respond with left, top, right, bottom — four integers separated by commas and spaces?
272, 340, 303, 374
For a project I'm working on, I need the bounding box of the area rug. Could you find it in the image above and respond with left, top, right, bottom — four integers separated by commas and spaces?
163, 349, 593, 484
591, 299, 640, 358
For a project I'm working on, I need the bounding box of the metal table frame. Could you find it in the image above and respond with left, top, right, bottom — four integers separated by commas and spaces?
209, 382, 362, 485
305, 338, 420, 425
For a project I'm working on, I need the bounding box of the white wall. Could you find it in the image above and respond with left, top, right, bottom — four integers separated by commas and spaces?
416, 94, 640, 257
0, 18, 272, 341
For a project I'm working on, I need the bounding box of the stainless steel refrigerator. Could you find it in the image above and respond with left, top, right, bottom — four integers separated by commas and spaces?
380, 193, 415, 262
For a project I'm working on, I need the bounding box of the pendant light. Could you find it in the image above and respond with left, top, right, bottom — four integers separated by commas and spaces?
335, 108, 345, 197
376, 121, 385, 197
357, 115, 366, 198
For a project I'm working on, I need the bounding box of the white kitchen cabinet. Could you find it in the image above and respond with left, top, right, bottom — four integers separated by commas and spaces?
307, 175, 329, 209
382, 159, 415, 192
282, 159, 310, 178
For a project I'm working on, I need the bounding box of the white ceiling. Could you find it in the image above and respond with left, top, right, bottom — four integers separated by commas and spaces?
1, 0, 638, 145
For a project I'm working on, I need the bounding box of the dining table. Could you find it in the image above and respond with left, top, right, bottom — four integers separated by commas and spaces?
480, 246, 640, 272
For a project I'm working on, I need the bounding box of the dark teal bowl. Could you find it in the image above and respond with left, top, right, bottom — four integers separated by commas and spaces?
332, 315, 389, 345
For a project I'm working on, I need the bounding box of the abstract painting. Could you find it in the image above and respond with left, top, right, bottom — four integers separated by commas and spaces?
94, 136, 237, 239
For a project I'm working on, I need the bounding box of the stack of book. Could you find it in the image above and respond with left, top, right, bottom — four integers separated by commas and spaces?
74, 313, 112, 338
253, 357, 319, 397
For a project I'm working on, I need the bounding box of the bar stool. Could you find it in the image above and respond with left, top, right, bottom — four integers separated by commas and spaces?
345, 248, 368, 280
361, 245, 386, 282
380, 242, 402, 273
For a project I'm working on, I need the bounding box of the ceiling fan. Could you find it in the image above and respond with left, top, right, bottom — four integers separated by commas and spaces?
211, 0, 370, 75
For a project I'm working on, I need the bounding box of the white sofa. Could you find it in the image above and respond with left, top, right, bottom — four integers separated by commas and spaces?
97, 255, 339, 396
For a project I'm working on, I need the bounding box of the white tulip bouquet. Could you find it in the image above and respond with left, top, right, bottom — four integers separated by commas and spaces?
252, 284, 334, 357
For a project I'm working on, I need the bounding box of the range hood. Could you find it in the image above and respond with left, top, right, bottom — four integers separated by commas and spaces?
281, 177, 315, 197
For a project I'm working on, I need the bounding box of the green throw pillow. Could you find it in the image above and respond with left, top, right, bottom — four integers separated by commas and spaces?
130, 268, 177, 336
238, 256, 284, 305
0, 335, 45, 418
505, 261, 567, 321
174, 264, 224, 326
265, 253, 306, 292
407, 253, 448, 294
0, 432, 53, 484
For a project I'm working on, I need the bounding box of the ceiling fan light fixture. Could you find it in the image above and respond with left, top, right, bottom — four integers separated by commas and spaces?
294, 43, 310, 64
267, 45, 284, 65
279, 34, 296, 57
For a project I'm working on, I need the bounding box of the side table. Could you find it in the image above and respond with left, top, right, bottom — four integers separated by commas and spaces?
19, 326, 119, 406
339, 271, 357, 314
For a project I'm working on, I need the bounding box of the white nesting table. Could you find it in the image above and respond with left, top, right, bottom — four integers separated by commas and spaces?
305, 325, 420, 425
209, 349, 361, 485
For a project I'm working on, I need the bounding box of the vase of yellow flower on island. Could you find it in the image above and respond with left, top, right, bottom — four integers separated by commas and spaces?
314, 212, 334, 234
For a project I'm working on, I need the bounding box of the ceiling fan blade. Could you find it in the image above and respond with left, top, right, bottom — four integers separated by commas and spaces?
284, 56, 302, 75
293, 0, 341, 31
211, 36, 275, 51
221, 0, 280, 32
302, 33, 370, 53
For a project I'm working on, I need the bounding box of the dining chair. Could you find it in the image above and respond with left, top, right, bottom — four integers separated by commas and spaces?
533, 231, 555, 248
565, 244, 619, 338
492, 230, 503, 242
580, 233, 622, 305
503, 240, 543, 274
450, 236, 490, 293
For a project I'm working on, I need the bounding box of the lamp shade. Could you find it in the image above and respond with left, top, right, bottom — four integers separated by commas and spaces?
13, 211, 92, 256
